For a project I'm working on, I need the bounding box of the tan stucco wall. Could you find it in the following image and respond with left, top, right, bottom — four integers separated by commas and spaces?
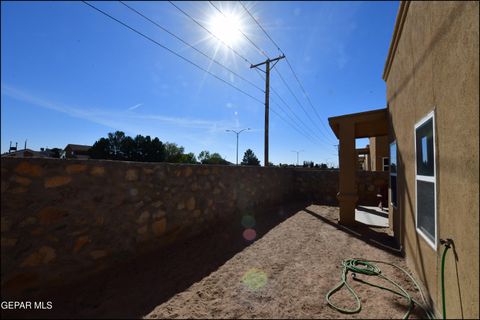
385, 1, 479, 318
369, 136, 389, 171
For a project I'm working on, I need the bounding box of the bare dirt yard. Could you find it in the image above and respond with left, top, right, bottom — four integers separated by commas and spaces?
146, 205, 427, 319
4, 204, 428, 319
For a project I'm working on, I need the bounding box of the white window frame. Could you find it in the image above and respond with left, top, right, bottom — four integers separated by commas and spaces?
382, 157, 390, 172
389, 141, 397, 209
414, 111, 437, 251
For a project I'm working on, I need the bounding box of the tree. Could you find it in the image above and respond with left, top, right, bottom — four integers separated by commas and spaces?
241, 149, 260, 166
302, 161, 314, 168
198, 150, 210, 163
164, 143, 185, 163
198, 150, 230, 165
48, 148, 62, 158
89, 131, 196, 163
179, 152, 197, 164
89, 137, 111, 159
108, 131, 126, 159
121, 136, 136, 161
148, 137, 166, 162
208, 153, 230, 165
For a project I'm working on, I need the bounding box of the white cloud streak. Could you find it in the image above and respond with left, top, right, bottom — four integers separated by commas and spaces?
127, 103, 143, 111
1, 84, 234, 135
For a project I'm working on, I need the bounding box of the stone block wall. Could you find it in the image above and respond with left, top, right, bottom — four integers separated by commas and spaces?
356, 170, 389, 205
294, 168, 339, 205
1, 158, 386, 298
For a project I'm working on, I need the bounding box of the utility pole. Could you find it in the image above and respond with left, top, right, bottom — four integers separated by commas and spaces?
250, 54, 285, 166
292, 150, 304, 166
226, 128, 251, 165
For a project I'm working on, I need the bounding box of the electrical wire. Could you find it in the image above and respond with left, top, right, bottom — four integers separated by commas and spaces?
270, 100, 319, 145
208, 1, 269, 59
240, 1, 336, 144
269, 106, 318, 146
168, 1, 253, 66
82, 1, 263, 105
270, 86, 331, 147
274, 68, 335, 146
284, 56, 336, 143
169, 1, 326, 146
84, 1, 323, 147
119, 1, 264, 93
239, 1, 283, 54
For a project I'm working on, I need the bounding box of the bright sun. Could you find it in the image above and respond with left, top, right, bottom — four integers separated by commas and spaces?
208, 12, 243, 46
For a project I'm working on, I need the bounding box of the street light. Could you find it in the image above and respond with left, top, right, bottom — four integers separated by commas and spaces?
226, 128, 251, 165
291, 150, 304, 166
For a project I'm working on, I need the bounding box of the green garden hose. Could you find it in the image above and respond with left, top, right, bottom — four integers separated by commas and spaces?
440, 239, 453, 320
325, 258, 435, 319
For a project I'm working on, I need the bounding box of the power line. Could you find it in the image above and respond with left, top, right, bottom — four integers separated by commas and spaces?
270, 100, 318, 145
119, 1, 264, 93
83, 1, 321, 148
254, 69, 324, 144
82, 1, 263, 105
270, 86, 327, 145
274, 68, 334, 145
239, 1, 336, 144
208, 1, 269, 59
205, 2, 328, 149
284, 57, 336, 143
168, 0, 303, 133
269, 106, 318, 146
168, 1, 254, 66
239, 1, 282, 54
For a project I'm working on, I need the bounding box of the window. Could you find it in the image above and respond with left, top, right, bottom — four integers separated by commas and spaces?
382, 157, 390, 172
389, 142, 397, 207
415, 112, 436, 249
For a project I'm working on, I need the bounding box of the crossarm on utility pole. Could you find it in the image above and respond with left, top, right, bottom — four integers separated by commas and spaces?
250, 54, 285, 69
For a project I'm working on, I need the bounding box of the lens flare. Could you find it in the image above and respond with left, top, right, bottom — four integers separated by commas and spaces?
241, 215, 256, 228
243, 228, 256, 241
242, 268, 268, 290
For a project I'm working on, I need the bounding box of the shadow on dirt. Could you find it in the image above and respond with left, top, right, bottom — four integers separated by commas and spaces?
2, 202, 308, 319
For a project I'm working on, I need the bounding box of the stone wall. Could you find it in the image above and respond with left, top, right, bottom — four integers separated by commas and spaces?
1, 158, 386, 298
357, 170, 389, 205
295, 168, 388, 206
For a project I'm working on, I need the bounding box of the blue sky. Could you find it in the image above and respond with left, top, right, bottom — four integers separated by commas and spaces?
1, 1, 399, 166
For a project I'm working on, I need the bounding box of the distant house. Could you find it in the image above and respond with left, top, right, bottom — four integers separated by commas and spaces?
61, 144, 92, 159
361, 136, 389, 172
1, 148, 50, 158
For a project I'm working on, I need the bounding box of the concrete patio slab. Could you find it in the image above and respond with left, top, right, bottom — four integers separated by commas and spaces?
355, 205, 389, 228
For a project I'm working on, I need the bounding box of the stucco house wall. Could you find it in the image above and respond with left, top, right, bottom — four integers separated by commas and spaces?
384, 1, 479, 318
369, 136, 389, 171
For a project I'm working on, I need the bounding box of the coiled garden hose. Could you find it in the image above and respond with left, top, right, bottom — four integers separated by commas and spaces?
325, 258, 435, 319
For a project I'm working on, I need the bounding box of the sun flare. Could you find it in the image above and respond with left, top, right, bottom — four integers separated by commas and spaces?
208, 11, 243, 46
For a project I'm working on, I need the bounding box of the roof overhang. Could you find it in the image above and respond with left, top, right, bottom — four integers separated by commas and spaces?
356, 147, 370, 155
328, 108, 388, 139
382, 1, 410, 81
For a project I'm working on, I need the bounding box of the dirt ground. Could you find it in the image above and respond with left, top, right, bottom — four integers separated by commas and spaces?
3, 204, 429, 319
146, 205, 427, 319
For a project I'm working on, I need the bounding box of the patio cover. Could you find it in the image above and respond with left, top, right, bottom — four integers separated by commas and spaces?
328, 108, 388, 225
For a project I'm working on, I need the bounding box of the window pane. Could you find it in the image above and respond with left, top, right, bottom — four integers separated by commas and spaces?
390, 142, 397, 173
390, 175, 397, 207
416, 119, 434, 176
417, 180, 435, 242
